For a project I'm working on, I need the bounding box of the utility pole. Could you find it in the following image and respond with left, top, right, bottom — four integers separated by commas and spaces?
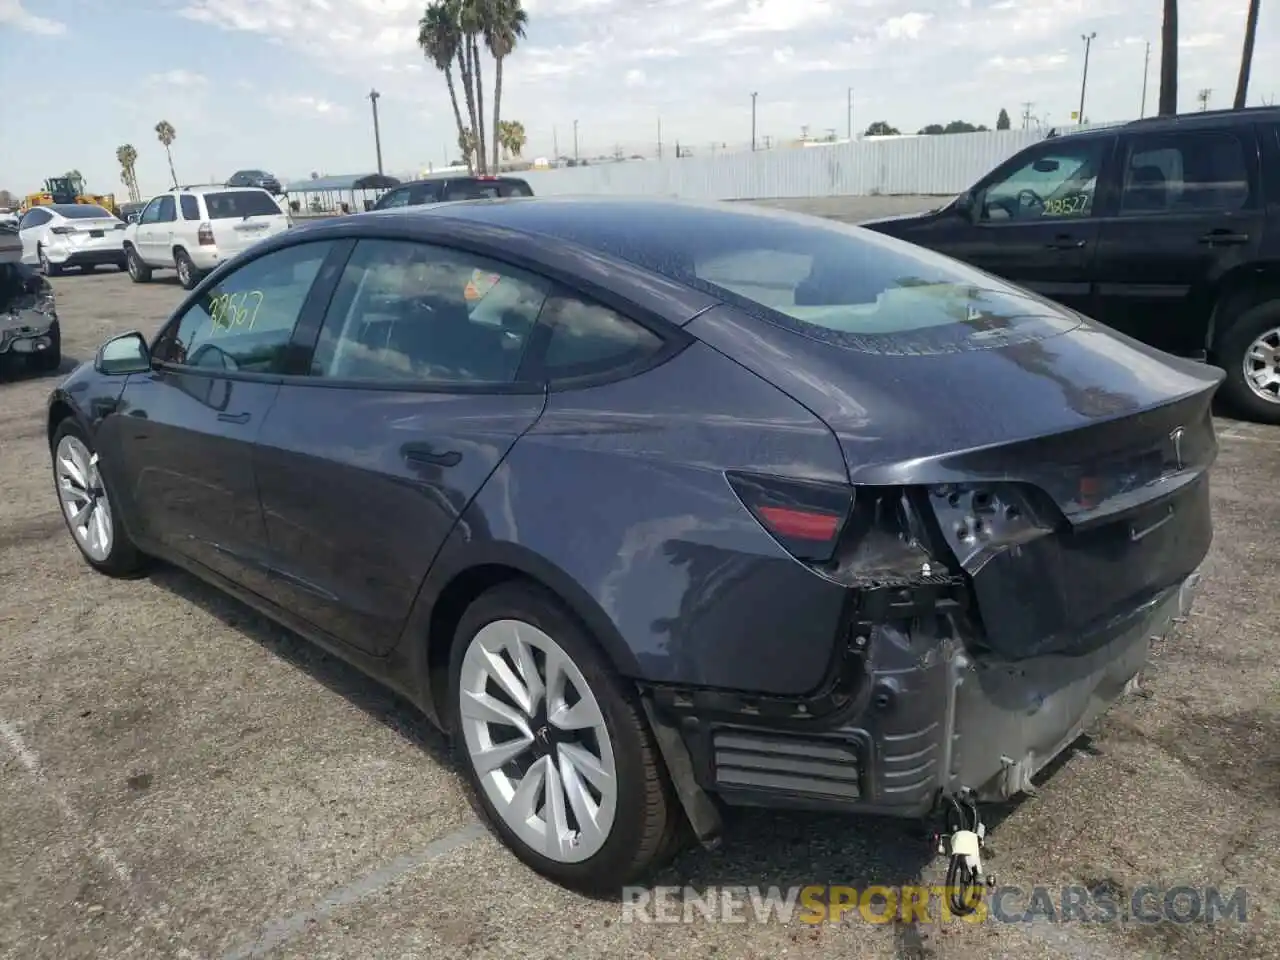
367, 89, 384, 175
1021, 101, 1035, 130
1140, 41, 1151, 117
751, 91, 758, 150
573, 119, 579, 162
846, 86, 853, 140
1198, 88, 1212, 111
1078, 32, 1096, 125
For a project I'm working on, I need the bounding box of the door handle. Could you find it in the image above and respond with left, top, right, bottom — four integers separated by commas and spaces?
1045, 236, 1087, 249
217, 411, 251, 424
1198, 230, 1250, 245
402, 442, 461, 468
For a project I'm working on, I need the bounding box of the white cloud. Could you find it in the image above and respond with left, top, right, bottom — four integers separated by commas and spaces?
268, 94, 353, 121
146, 69, 208, 87
877, 12, 932, 40
1180, 32, 1225, 48
985, 52, 1070, 74
624, 68, 647, 87
0, 0, 64, 34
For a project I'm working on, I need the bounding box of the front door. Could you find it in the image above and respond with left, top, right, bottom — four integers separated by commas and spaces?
1092, 125, 1266, 356
253, 237, 552, 655
938, 135, 1116, 316
134, 195, 174, 265
109, 238, 340, 588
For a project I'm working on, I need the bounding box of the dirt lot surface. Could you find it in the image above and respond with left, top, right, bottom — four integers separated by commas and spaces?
1, 253, 1278, 960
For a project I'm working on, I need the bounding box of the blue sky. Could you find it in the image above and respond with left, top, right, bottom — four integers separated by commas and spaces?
2, 0, 1274, 199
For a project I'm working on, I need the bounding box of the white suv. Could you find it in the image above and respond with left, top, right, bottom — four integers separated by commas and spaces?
123, 185, 292, 290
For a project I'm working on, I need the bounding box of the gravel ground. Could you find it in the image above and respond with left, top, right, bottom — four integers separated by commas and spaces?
1, 244, 1277, 960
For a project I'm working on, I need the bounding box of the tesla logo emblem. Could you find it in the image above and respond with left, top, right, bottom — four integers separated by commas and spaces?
1169, 427, 1185, 470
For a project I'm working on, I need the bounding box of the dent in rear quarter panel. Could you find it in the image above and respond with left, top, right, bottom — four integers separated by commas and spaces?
435, 340, 854, 697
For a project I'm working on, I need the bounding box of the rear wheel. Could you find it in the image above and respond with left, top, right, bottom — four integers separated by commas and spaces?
174, 248, 200, 290
38, 245, 61, 277
449, 581, 678, 893
126, 246, 152, 283
50, 419, 146, 577
1215, 298, 1280, 425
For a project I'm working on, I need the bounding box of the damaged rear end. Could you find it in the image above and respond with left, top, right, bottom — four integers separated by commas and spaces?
676, 226, 1221, 817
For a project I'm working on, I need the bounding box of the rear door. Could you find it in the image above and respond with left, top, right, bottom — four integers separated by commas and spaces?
251, 237, 551, 654
1092, 124, 1265, 355
204, 189, 291, 256
939, 135, 1115, 316
108, 238, 341, 589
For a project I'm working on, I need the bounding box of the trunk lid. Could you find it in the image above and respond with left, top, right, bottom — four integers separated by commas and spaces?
689, 300, 1222, 659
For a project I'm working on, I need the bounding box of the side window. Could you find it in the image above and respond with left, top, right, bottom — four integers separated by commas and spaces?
180, 195, 200, 220
156, 196, 176, 223
309, 239, 550, 384
377, 188, 410, 209
153, 241, 334, 373
538, 293, 663, 380
499, 181, 533, 198
980, 139, 1107, 221
1119, 131, 1252, 215
444, 181, 500, 201
20, 209, 49, 229
139, 199, 163, 224
408, 183, 440, 204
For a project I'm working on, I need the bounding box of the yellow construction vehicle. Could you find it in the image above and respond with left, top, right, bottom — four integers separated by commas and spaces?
21, 178, 119, 217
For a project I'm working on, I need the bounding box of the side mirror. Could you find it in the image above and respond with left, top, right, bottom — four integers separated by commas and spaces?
953, 190, 976, 220
95, 331, 151, 376
127, 213, 140, 224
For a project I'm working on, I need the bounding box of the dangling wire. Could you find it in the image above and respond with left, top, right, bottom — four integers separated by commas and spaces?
944, 794, 986, 916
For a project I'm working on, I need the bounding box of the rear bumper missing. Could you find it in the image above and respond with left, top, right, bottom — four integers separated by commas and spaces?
648, 568, 1200, 821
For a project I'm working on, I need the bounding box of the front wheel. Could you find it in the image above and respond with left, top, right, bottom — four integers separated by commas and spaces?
38, 245, 62, 277
1216, 299, 1280, 425
126, 246, 152, 283
50, 419, 146, 576
449, 581, 679, 893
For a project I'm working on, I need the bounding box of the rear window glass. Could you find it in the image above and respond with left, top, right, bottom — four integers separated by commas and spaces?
542, 207, 1078, 354
204, 191, 282, 220
50, 204, 114, 219
443, 182, 501, 201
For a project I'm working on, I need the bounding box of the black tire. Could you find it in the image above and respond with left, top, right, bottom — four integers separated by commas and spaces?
38, 245, 62, 277
174, 248, 200, 290
1215, 298, 1280, 425
448, 581, 678, 894
81, 264, 96, 273
49, 418, 147, 577
30, 346, 60, 374
125, 245, 152, 283
116, 259, 128, 272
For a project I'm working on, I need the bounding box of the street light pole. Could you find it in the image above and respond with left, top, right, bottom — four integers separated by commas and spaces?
1140, 41, 1151, 117
367, 89, 384, 175
751, 91, 758, 150
1077, 32, 1096, 125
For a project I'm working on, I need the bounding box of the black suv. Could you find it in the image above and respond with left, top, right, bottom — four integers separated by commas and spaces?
226, 169, 283, 195
861, 106, 1280, 423
370, 175, 533, 211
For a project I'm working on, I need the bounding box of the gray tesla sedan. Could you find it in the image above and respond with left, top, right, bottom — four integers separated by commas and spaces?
48, 197, 1218, 893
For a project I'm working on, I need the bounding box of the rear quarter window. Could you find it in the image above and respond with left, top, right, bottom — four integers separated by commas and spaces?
204, 191, 282, 220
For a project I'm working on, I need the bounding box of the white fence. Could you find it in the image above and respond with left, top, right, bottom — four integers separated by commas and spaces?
515, 124, 1121, 201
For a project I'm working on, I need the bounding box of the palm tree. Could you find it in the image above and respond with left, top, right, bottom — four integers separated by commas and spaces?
484, 0, 527, 172
1234, 0, 1261, 108
155, 120, 178, 188
115, 146, 140, 202
1159, 0, 1178, 115
498, 119, 526, 161
459, 0, 488, 173
419, 1, 471, 171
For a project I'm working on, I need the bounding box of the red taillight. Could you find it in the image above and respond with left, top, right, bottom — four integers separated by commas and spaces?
197, 222, 214, 245
50, 225, 74, 235
727, 471, 853, 563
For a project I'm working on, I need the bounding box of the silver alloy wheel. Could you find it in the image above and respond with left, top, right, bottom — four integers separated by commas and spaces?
1243, 326, 1280, 404
177, 255, 191, 286
127, 250, 140, 279
39, 247, 50, 274
458, 619, 618, 864
54, 435, 113, 562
